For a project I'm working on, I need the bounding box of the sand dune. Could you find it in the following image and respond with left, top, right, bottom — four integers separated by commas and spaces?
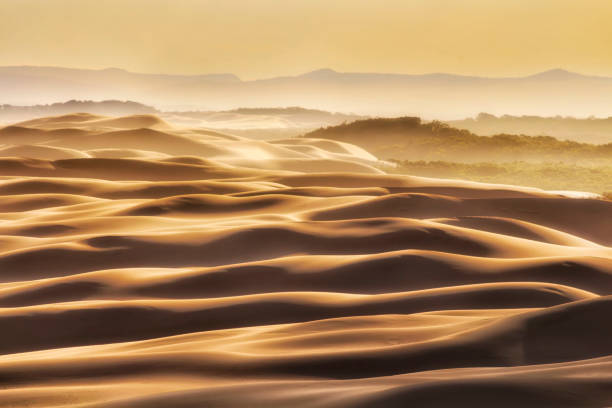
0, 114, 610, 407
16, 113, 170, 130
0, 144, 90, 160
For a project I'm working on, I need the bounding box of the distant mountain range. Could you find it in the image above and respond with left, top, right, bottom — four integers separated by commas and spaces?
2, 66, 612, 118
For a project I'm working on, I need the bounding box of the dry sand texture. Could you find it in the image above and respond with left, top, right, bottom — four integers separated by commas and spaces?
0, 114, 611, 407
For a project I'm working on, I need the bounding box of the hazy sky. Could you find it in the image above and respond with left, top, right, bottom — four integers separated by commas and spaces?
1, 0, 611, 79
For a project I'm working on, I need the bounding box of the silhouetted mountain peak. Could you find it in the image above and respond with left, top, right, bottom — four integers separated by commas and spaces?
528, 69, 583, 80
301, 68, 340, 78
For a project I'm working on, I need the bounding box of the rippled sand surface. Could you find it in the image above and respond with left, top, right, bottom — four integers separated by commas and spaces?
0, 114, 611, 407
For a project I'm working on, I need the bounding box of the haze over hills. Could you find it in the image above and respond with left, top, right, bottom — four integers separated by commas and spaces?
305, 117, 612, 163
305, 117, 612, 193
4, 66, 612, 118
450, 113, 612, 145
163, 106, 366, 136
0, 101, 366, 138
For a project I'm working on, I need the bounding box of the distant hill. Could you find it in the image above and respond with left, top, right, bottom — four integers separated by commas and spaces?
3, 66, 612, 117
449, 113, 612, 144
0, 66, 238, 107
304, 117, 612, 163
0, 100, 157, 123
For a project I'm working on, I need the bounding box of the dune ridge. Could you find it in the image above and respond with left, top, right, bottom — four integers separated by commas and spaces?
0, 114, 610, 407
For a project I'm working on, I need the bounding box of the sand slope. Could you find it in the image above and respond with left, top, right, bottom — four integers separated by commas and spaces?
0, 115, 610, 407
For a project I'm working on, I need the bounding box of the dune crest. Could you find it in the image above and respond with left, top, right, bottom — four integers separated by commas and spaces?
0, 114, 610, 407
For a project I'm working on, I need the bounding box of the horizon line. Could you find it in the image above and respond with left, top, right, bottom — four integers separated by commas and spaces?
1, 65, 609, 82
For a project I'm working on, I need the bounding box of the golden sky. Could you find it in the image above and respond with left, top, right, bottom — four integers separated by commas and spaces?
1, 0, 611, 79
